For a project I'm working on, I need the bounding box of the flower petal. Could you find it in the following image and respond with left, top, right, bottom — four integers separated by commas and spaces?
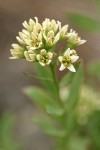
70, 55, 79, 63
39, 62, 45, 66
47, 60, 51, 65
36, 54, 41, 60
64, 48, 70, 57
53, 33, 60, 44
47, 30, 54, 38
58, 56, 63, 62
48, 52, 53, 59
59, 64, 66, 71
40, 49, 47, 55
67, 64, 76, 72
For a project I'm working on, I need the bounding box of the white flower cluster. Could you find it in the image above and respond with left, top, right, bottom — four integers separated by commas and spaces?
10, 17, 86, 72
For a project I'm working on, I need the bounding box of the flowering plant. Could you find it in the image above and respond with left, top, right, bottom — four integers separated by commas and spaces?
10, 17, 100, 150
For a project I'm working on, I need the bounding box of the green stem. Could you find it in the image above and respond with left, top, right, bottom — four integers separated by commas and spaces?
50, 64, 62, 106
50, 64, 76, 150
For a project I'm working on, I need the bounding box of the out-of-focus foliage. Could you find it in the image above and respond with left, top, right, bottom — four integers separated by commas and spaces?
68, 13, 100, 32
0, 113, 20, 150
88, 61, 100, 80
65, 63, 84, 111
68, 0, 100, 32
24, 63, 86, 149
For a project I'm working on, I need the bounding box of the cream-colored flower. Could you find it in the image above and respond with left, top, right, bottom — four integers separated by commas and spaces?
16, 17, 43, 50
10, 44, 25, 59
10, 17, 86, 64
58, 48, 79, 72
58, 21, 69, 39
43, 30, 60, 48
24, 50, 36, 61
42, 18, 59, 33
22, 18, 36, 32
37, 49, 53, 66
67, 29, 86, 46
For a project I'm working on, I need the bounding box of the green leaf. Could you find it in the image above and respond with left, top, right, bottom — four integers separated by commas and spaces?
34, 63, 57, 98
46, 105, 64, 116
68, 136, 89, 150
66, 63, 84, 111
60, 72, 74, 87
23, 71, 53, 82
68, 13, 100, 32
24, 86, 55, 111
34, 117, 66, 138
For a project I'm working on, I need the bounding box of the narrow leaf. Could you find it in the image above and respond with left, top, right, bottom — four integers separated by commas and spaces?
60, 72, 74, 87
46, 105, 64, 116
23, 71, 53, 82
24, 86, 55, 111
34, 117, 66, 138
66, 63, 84, 111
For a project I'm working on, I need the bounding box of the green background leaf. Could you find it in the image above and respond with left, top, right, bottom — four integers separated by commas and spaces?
68, 13, 100, 32
24, 86, 55, 111
60, 71, 74, 87
66, 63, 84, 111
88, 61, 100, 80
34, 117, 66, 138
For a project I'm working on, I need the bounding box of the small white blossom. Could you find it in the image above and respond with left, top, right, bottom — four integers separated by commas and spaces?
10, 44, 25, 59
43, 30, 60, 48
22, 18, 36, 32
24, 50, 36, 61
67, 29, 86, 46
17, 17, 43, 50
59, 24, 69, 39
58, 48, 79, 72
42, 18, 59, 33
37, 49, 53, 66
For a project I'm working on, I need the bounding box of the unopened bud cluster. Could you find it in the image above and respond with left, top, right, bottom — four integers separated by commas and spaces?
10, 17, 86, 72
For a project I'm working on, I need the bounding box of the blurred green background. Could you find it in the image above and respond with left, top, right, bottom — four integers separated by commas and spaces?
0, 0, 100, 150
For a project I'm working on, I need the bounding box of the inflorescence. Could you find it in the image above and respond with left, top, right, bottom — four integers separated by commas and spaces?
10, 17, 86, 72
